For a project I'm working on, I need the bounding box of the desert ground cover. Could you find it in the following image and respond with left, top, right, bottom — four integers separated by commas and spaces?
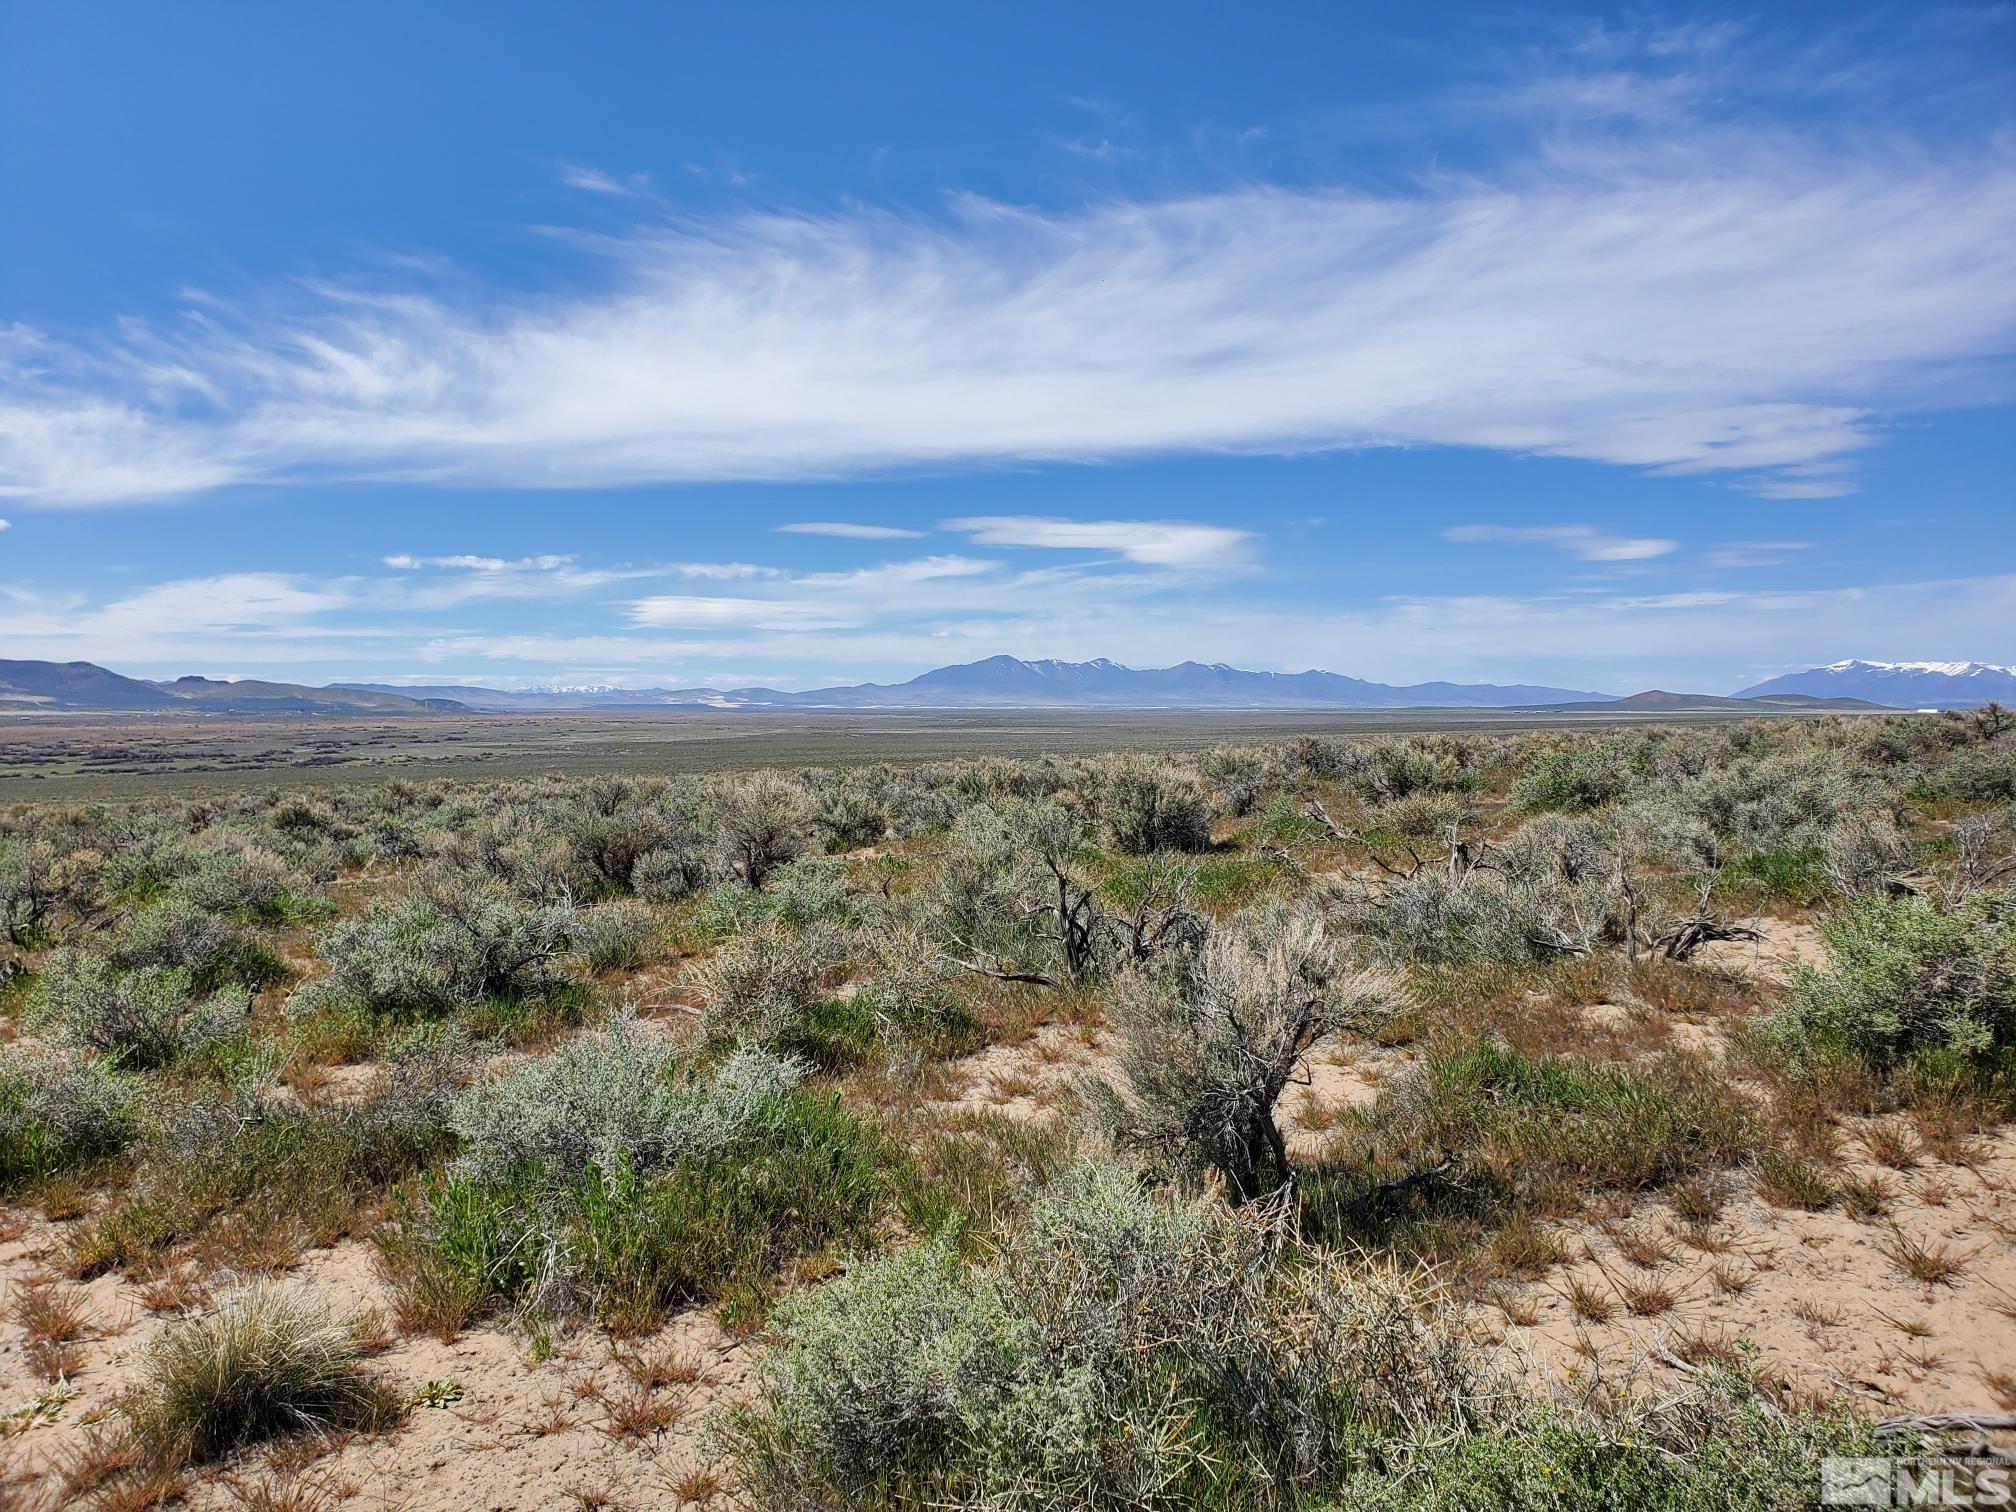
0, 704, 1847, 803
0, 708, 2011, 1507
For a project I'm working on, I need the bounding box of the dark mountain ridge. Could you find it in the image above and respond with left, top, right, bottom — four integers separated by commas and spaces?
0, 662, 455, 714
0, 659, 182, 710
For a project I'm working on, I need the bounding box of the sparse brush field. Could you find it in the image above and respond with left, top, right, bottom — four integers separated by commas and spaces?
0, 708, 2012, 1508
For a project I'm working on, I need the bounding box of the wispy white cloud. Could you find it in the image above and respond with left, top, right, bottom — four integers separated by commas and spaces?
624, 554, 1005, 631
411, 571, 2016, 696
10, 548, 2012, 698
942, 516, 1253, 568
626, 595, 858, 630
558, 162, 651, 198
0, 573, 357, 650
1051, 136, 1141, 162
385, 553, 575, 571
1066, 96, 1133, 124
1442, 523, 1677, 562
378, 554, 778, 597
796, 554, 998, 591
4, 127, 2010, 507
1706, 539, 1815, 569
664, 561, 784, 580
774, 521, 924, 540
1738, 465, 1861, 500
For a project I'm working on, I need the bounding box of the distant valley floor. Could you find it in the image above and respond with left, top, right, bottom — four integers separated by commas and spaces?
0, 704, 1887, 801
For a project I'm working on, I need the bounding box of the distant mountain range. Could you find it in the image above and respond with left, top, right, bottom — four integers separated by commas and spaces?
1736, 660, 2016, 710
0, 662, 457, 714
341, 656, 1617, 711
0, 659, 185, 710
0, 654, 2003, 714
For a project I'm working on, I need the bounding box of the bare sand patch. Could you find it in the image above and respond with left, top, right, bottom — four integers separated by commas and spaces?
1488, 1128, 2016, 1422
0, 1224, 750, 1509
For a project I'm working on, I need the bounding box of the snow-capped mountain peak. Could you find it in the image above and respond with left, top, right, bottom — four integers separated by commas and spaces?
1740, 660, 2016, 708
1820, 659, 2016, 678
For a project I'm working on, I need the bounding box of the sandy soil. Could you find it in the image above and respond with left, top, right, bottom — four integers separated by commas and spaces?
924, 1018, 1415, 1151
1693, 914, 1830, 986
1486, 1127, 2016, 1421
0, 1226, 749, 1509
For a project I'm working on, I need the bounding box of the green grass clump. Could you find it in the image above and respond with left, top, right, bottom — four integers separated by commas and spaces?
894, 1109, 1076, 1253
1305, 1041, 1753, 1249
69, 1041, 460, 1273
569, 1094, 886, 1332
1338, 1370, 1883, 1511
1719, 846, 1829, 906
1097, 851, 1277, 912
121, 1282, 392, 1466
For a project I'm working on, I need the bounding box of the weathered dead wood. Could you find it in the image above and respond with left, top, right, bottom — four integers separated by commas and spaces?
1654, 881, 1762, 961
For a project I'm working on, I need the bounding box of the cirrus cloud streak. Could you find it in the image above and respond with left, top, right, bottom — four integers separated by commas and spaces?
4, 136, 2013, 507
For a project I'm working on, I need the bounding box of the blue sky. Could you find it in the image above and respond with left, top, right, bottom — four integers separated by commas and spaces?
2, 3, 2012, 695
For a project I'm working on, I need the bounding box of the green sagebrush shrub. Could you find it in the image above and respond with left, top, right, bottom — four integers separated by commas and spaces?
1919, 741, 2016, 803
811, 778, 890, 851
1336, 867, 1612, 967
391, 1020, 885, 1329
927, 799, 1108, 986
692, 855, 854, 942
1682, 749, 1869, 855
100, 894, 286, 991
174, 845, 324, 924
632, 841, 707, 903
688, 917, 851, 1059
1509, 743, 1639, 813
1093, 761, 1214, 854
1344, 737, 1481, 803
0, 1049, 135, 1192
290, 877, 577, 1021
0, 836, 74, 946
711, 772, 810, 888
724, 1162, 1490, 1510
1766, 890, 2016, 1068
1823, 814, 1916, 898
448, 1019, 800, 1190
33, 952, 248, 1069
570, 900, 659, 973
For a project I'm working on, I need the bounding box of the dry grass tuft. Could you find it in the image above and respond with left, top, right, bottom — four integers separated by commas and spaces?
119, 1283, 394, 1468
10, 1279, 94, 1381
1862, 1119, 1921, 1170
1619, 1276, 1677, 1317
1877, 1227, 1972, 1286
1839, 1172, 1899, 1222
1561, 1275, 1614, 1323
1754, 1151, 1836, 1212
